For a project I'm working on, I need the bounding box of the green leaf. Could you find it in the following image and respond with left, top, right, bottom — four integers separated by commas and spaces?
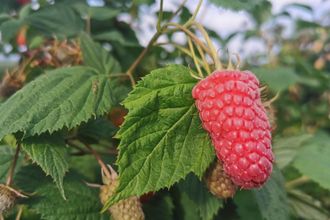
253, 167, 289, 220
253, 67, 301, 92
144, 193, 174, 220
288, 189, 330, 220
15, 166, 109, 220
209, 0, 267, 11
273, 133, 313, 169
80, 33, 121, 74
22, 135, 69, 199
0, 146, 19, 182
234, 191, 263, 220
0, 66, 113, 140
26, 4, 83, 37
178, 174, 223, 220
105, 65, 215, 209
78, 117, 117, 143
0, 144, 23, 183
93, 31, 139, 47
293, 132, 330, 190
72, 3, 120, 21
0, 19, 22, 42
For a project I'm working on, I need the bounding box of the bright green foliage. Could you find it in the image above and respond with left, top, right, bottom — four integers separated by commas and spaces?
235, 168, 289, 220
293, 132, 330, 190
80, 33, 121, 75
15, 166, 109, 220
288, 189, 330, 220
105, 65, 215, 208
72, 3, 120, 21
253, 167, 289, 220
26, 3, 83, 37
0, 66, 113, 140
0, 0, 329, 219
234, 191, 263, 220
273, 133, 313, 169
253, 67, 301, 92
210, 0, 266, 11
178, 174, 223, 220
0, 146, 21, 182
22, 135, 69, 199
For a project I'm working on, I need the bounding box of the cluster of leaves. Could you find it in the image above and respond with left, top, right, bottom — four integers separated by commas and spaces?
0, 0, 329, 220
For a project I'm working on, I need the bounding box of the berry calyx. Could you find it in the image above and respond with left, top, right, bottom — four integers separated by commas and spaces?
193, 70, 274, 189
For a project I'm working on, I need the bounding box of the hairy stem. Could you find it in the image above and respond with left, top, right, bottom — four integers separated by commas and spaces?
15, 206, 23, 220
285, 176, 310, 189
184, 0, 203, 27
187, 37, 203, 78
192, 21, 222, 69
84, 143, 112, 179
6, 144, 21, 186
165, 22, 212, 56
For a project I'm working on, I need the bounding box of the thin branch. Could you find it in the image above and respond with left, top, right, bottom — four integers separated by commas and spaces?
187, 37, 204, 78
6, 144, 21, 186
125, 0, 189, 86
126, 30, 163, 86
165, 22, 212, 56
15, 206, 24, 220
84, 143, 112, 179
183, 0, 203, 27
192, 21, 222, 69
286, 176, 310, 189
157, 0, 164, 31
169, 0, 188, 21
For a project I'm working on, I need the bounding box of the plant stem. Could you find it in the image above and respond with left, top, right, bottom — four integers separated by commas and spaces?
165, 22, 212, 56
83, 143, 112, 179
156, 42, 204, 66
157, 0, 164, 31
192, 21, 222, 69
125, 0, 189, 86
170, 0, 188, 20
6, 144, 21, 186
126, 30, 163, 87
183, 0, 203, 27
15, 206, 23, 220
187, 37, 203, 78
285, 176, 310, 189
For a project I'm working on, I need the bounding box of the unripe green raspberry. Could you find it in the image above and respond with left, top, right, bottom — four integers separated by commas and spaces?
99, 166, 144, 220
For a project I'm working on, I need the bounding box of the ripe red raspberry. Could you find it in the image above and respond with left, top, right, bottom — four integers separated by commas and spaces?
192, 70, 274, 189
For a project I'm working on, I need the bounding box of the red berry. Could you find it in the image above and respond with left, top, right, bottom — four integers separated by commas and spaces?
108, 107, 128, 127
17, 0, 30, 5
16, 27, 27, 46
192, 70, 274, 189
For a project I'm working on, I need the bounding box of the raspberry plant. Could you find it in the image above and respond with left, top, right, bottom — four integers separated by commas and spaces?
0, 0, 329, 220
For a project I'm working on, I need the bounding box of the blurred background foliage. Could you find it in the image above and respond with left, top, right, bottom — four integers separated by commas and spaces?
0, 0, 329, 219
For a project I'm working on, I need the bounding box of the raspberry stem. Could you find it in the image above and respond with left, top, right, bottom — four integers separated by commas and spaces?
285, 176, 310, 189
192, 22, 222, 70
6, 143, 21, 186
187, 37, 204, 78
